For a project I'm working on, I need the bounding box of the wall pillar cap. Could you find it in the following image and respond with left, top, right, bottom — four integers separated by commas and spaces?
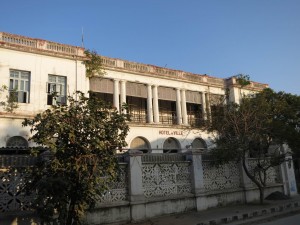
185, 149, 203, 155
126, 149, 143, 156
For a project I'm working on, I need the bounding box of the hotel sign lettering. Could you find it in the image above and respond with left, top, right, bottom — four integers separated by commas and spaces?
159, 130, 183, 136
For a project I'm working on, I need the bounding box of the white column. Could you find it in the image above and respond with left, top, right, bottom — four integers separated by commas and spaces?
176, 88, 182, 125
113, 79, 120, 111
152, 85, 159, 123
201, 92, 207, 120
181, 89, 188, 125
120, 80, 126, 112
147, 84, 153, 123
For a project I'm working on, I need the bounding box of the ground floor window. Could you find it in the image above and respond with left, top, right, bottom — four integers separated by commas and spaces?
163, 137, 180, 153
191, 138, 207, 150
6, 136, 28, 148
130, 136, 151, 153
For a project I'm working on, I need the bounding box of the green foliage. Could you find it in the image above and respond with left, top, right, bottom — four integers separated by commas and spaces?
235, 73, 251, 87
83, 50, 106, 77
22, 92, 130, 225
209, 88, 300, 203
0, 85, 19, 113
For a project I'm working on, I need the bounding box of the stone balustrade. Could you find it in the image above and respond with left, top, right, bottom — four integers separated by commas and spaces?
0, 32, 85, 58
0, 32, 268, 91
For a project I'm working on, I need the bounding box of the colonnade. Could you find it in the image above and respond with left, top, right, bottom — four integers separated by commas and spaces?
112, 79, 210, 125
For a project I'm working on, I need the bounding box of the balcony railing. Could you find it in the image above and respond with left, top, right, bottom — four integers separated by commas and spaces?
159, 111, 177, 125
188, 116, 204, 128
129, 111, 147, 123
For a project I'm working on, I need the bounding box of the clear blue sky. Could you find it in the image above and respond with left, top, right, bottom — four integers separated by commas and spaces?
1, 0, 299, 94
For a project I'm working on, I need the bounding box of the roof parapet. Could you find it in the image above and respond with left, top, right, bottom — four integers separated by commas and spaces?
0, 32, 85, 58
100, 55, 226, 87
226, 76, 269, 90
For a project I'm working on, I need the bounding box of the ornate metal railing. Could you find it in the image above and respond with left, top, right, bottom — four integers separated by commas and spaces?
129, 112, 147, 123
188, 116, 204, 128
142, 153, 186, 163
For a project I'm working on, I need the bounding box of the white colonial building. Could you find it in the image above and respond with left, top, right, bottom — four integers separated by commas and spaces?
0, 32, 89, 148
0, 32, 268, 151
1, 32, 298, 225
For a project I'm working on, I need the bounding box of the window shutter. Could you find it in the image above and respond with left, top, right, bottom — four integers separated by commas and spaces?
126, 82, 147, 98
186, 91, 202, 104
90, 78, 114, 93
158, 86, 176, 101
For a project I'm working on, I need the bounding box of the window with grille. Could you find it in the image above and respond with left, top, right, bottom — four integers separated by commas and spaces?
6, 136, 28, 148
163, 137, 180, 153
9, 70, 30, 103
47, 75, 67, 105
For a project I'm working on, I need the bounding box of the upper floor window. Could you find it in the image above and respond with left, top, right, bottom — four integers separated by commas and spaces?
9, 69, 30, 103
47, 75, 67, 105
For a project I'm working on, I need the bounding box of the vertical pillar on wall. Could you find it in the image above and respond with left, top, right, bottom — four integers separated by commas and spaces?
152, 85, 160, 123
239, 158, 254, 203
240, 159, 252, 188
113, 79, 120, 111
176, 88, 182, 125
205, 92, 211, 122
181, 89, 188, 125
120, 80, 126, 113
185, 150, 206, 211
125, 150, 146, 221
147, 84, 154, 123
201, 92, 207, 121
279, 145, 298, 196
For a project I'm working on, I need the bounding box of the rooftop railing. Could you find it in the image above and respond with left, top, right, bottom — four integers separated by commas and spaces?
0, 32, 85, 57
0, 32, 268, 90
100, 55, 228, 87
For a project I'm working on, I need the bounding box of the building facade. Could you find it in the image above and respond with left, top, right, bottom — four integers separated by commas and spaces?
0, 32, 268, 151
0, 32, 88, 148
3, 32, 299, 224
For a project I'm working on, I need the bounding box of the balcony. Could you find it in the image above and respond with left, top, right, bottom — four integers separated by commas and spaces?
159, 111, 177, 125
129, 111, 147, 123
188, 116, 204, 128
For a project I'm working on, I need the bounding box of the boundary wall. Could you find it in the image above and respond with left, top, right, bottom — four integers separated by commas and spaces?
0, 150, 297, 224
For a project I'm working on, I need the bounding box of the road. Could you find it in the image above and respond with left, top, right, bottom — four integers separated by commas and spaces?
254, 212, 300, 225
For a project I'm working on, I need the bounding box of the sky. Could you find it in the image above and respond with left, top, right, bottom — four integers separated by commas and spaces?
1, 0, 299, 95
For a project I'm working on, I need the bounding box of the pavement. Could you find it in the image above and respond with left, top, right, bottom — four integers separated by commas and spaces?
1, 196, 300, 225
124, 195, 300, 225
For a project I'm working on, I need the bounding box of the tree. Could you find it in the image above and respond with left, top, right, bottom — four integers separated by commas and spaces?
22, 92, 130, 225
83, 50, 106, 77
209, 88, 300, 204
0, 84, 19, 113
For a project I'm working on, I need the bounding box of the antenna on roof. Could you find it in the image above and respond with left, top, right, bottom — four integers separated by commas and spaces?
81, 27, 85, 48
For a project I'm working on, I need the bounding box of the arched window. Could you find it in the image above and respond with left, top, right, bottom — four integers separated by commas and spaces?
130, 136, 151, 153
6, 136, 28, 148
191, 138, 207, 150
163, 137, 180, 153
